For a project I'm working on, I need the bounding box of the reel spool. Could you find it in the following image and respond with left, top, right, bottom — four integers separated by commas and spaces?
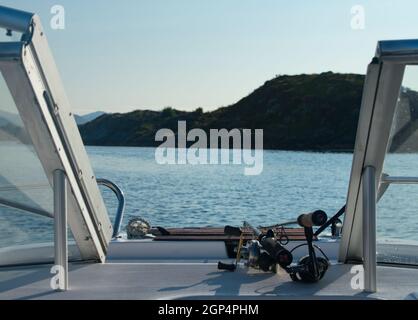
247, 240, 261, 267
288, 256, 329, 283
126, 217, 152, 239
285, 210, 330, 283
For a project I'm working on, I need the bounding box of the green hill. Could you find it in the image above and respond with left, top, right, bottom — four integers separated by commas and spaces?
79, 72, 365, 151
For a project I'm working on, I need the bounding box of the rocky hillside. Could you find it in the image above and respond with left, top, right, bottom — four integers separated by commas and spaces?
79, 72, 366, 151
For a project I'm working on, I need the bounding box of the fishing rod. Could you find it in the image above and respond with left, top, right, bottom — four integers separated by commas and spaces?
218, 210, 330, 283
314, 205, 345, 236
243, 221, 293, 271
217, 226, 245, 271
288, 210, 329, 282
258, 204, 346, 237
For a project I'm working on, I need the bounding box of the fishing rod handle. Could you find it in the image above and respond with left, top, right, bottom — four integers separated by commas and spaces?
297, 210, 328, 228
217, 261, 237, 271
224, 225, 242, 237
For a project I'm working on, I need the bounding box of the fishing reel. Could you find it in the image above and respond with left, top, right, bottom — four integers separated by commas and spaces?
218, 210, 330, 283
286, 210, 330, 282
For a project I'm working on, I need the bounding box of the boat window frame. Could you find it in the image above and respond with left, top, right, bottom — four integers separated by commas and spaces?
339, 39, 418, 263
0, 6, 112, 263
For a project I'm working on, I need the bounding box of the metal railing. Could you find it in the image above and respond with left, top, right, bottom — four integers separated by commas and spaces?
96, 179, 125, 238
53, 169, 68, 291
0, 178, 125, 239
381, 176, 418, 184
361, 171, 418, 293
363, 166, 376, 293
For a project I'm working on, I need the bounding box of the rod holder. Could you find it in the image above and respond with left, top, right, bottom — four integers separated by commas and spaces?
53, 169, 68, 291
362, 166, 377, 293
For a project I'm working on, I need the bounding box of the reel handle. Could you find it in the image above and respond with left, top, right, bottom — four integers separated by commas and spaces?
297, 210, 328, 228
217, 261, 237, 271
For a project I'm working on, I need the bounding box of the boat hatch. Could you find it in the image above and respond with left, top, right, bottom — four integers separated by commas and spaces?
0, 5, 112, 265
341, 40, 418, 272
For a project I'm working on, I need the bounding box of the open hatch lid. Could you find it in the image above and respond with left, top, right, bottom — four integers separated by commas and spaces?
0, 5, 112, 262
340, 39, 418, 262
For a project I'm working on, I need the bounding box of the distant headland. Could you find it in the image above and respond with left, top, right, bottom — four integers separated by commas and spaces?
78, 72, 371, 152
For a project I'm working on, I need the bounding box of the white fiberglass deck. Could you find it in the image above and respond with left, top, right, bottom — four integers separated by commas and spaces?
0, 255, 417, 300
0, 240, 417, 300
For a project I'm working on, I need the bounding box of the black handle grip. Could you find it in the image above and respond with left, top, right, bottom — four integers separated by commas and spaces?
297, 210, 328, 227
224, 225, 242, 237
217, 261, 237, 271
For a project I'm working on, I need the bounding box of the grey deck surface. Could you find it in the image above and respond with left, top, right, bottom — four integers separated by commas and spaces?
1, 262, 418, 300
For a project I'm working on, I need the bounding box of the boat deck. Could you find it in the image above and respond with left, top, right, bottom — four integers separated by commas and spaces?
1, 261, 418, 300
1, 239, 417, 300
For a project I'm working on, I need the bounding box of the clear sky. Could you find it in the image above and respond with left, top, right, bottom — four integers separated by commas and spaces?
2, 0, 418, 114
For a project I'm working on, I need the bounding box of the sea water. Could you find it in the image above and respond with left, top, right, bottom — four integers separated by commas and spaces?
1, 146, 417, 248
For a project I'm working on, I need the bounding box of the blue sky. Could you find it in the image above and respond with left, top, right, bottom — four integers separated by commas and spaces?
2, 0, 418, 114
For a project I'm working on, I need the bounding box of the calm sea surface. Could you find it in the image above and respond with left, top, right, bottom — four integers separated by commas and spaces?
1, 146, 418, 248
90, 147, 418, 242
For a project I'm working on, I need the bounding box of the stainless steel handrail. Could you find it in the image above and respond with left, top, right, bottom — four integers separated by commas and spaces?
381, 176, 418, 184
53, 169, 68, 291
0, 178, 125, 238
378, 174, 418, 201
363, 166, 377, 293
96, 179, 125, 238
